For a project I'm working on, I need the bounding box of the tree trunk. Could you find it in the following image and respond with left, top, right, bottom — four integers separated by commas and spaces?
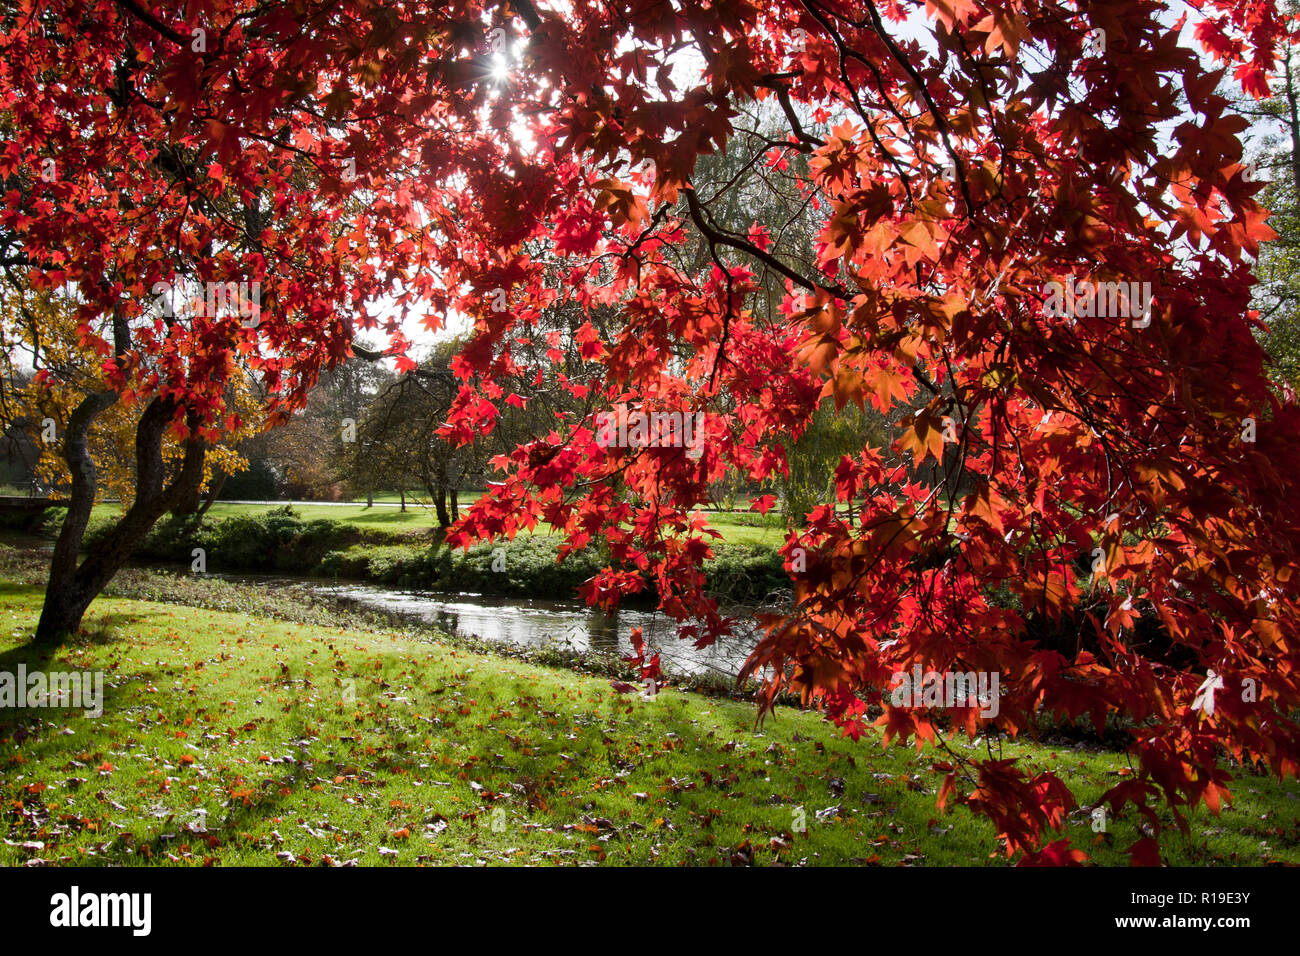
432, 459, 451, 527
449, 487, 459, 522
366, 489, 373, 508
170, 481, 202, 517
434, 483, 450, 527
399, 488, 406, 512
35, 388, 116, 641
188, 471, 225, 527
1287, 47, 1300, 197
34, 397, 206, 644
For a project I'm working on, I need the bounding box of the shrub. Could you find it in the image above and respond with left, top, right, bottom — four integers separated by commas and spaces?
704, 544, 788, 605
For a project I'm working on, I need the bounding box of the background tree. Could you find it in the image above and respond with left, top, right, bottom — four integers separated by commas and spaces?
351, 343, 473, 526
0, 286, 255, 512
1240, 0, 1300, 390
781, 401, 885, 525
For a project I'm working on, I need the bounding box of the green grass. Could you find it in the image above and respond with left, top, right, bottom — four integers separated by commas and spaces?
88, 499, 789, 546
148, 502, 439, 531
84, 499, 452, 533
695, 511, 786, 547
2, 577, 1297, 866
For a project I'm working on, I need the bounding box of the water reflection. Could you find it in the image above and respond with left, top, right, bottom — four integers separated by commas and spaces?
307, 583, 758, 680
587, 607, 619, 659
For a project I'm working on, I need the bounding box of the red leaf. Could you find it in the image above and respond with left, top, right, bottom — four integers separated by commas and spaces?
1126, 837, 1163, 867
1018, 840, 1088, 866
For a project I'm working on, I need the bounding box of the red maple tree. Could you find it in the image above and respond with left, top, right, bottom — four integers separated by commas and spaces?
4, 0, 1298, 863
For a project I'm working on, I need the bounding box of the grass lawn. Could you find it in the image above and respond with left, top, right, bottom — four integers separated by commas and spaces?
2, 578, 1297, 866
205, 502, 443, 530
88, 500, 789, 547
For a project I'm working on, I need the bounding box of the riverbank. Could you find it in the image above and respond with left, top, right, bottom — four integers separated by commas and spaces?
2, 548, 1298, 866
200, 499, 787, 548
0, 543, 761, 696
5, 505, 790, 606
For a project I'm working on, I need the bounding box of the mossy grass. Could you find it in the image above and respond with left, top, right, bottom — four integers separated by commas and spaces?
2, 572, 1296, 867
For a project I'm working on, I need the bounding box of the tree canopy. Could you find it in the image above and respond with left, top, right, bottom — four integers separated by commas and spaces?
3, 0, 1299, 864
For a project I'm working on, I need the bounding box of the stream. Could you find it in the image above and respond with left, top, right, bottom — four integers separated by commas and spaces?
2, 534, 769, 680
221, 573, 764, 681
